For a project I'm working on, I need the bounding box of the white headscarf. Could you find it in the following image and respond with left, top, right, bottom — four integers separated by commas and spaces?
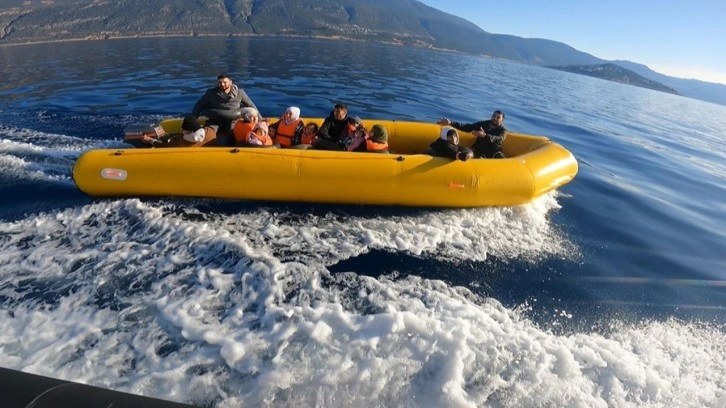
440, 126, 459, 144
284, 106, 301, 124
241, 107, 259, 122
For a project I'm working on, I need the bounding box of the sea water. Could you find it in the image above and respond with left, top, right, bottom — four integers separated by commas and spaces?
0, 37, 724, 407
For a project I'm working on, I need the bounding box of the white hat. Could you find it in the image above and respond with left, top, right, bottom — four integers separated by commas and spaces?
440, 126, 459, 144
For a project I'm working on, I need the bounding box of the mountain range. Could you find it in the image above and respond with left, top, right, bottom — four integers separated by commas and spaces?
1, 0, 724, 106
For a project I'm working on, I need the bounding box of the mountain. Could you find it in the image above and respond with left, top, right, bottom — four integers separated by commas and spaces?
0, 0, 723, 106
610, 60, 726, 106
547, 63, 680, 95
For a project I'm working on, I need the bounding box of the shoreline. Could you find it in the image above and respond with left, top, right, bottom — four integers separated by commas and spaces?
0, 33, 459, 53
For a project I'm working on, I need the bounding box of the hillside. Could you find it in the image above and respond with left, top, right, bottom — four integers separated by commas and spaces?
0, 0, 723, 106
0, 0, 602, 65
547, 64, 680, 95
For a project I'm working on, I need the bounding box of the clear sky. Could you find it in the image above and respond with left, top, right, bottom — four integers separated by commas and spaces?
417, 0, 726, 85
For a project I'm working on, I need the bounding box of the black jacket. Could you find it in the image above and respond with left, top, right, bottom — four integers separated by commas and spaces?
451, 119, 507, 158
427, 138, 471, 161
317, 110, 348, 142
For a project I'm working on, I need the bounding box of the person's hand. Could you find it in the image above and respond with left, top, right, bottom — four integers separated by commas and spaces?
437, 117, 451, 126
473, 127, 487, 138
457, 151, 473, 161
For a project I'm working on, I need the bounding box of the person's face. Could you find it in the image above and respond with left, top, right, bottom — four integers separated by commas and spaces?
334, 107, 347, 120
217, 77, 233, 93
304, 124, 317, 134
490, 112, 504, 126
347, 121, 358, 132
446, 130, 459, 145
254, 128, 267, 138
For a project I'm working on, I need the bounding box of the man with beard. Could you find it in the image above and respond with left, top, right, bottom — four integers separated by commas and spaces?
192, 73, 259, 146
438, 110, 508, 158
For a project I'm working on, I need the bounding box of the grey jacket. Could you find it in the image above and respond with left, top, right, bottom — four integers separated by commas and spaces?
191, 84, 258, 120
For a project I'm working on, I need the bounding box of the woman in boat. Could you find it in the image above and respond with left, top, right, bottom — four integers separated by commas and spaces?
233, 107, 260, 146
427, 126, 473, 161
437, 110, 507, 158
270, 106, 305, 148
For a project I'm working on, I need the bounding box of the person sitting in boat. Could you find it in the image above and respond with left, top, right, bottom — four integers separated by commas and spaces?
312, 102, 349, 150
241, 121, 274, 147
177, 115, 217, 147
191, 73, 260, 146
299, 122, 319, 146
339, 116, 368, 151
233, 107, 260, 146
269, 106, 305, 148
427, 126, 473, 161
437, 110, 507, 158
347, 124, 390, 153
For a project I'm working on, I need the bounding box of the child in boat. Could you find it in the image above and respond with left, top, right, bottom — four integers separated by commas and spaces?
347, 124, 389, 153
269, 106, 305, 148
427, 126, 473, 161
245, 121, 274, 147
299, 122, 319, 146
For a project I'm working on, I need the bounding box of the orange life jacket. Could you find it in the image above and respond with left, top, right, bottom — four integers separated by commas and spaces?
300, 131, 316, 145
366, 139, 389, 153
247, 130, 274, 146
233, 121, 256, 144
273, 118, 303, 147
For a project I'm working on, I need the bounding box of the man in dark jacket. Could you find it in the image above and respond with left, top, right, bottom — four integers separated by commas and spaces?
191, 73, 259, 146
438, 110, 507, 158
427, 127, 473, 161
313, 103, 349, 150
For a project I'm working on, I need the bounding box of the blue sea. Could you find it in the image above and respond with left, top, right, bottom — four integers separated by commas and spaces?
1, 37, 725, 407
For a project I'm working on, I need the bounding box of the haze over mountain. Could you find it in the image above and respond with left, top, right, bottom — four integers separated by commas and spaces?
1, 0, 724, 106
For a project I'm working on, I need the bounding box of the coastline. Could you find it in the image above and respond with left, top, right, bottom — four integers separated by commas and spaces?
0, 32, 449, 51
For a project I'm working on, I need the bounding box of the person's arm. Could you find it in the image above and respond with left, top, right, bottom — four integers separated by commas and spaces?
191, 91, 209, 117
487, 126, 508, 147
451, 120, 487, 133
317, 118, 334, 140
292, 121, 305, 145
237, 88, 258, 111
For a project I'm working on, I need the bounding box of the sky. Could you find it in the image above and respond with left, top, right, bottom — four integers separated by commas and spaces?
417, 0, 726, 85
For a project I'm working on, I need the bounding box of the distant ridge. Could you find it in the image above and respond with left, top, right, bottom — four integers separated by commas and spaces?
546, 64, 680, 95
0, 0, 724, 106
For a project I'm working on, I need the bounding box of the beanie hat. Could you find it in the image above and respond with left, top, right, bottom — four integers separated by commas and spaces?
254, 122, 269, 133
347, 115, 362, 125
181, 115, 201, 132
370, 124, 388, 143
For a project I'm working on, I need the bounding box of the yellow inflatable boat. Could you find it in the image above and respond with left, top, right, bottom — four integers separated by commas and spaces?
72, 118, 578, 207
